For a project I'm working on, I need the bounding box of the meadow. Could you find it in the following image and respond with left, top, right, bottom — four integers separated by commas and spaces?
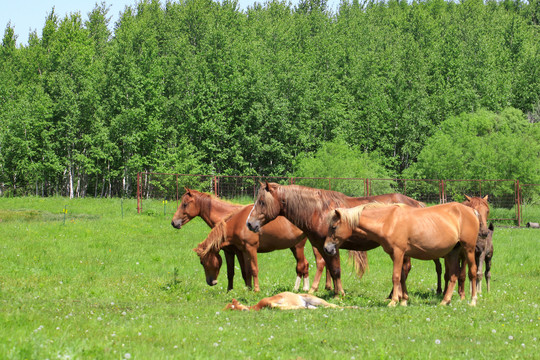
0, 197, 538, 359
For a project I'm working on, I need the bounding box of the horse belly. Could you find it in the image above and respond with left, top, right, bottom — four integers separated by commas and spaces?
405, 234, 458, 260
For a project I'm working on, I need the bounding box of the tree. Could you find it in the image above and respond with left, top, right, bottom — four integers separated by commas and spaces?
403, 108, 540, 185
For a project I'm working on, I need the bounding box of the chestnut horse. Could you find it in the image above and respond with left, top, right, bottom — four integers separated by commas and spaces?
193, 205, 309, 292
172, 188, 317, 291
324, 202, 479, 306
246, 182, 428, 295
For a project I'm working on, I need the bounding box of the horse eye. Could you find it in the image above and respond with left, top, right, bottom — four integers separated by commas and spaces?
182, 202, 188, 208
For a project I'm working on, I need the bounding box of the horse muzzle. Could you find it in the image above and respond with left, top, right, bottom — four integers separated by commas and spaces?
206, 277, 218, 286
246, 220, 260, 233
324, 244, 337, 256
171, 219, 182, 229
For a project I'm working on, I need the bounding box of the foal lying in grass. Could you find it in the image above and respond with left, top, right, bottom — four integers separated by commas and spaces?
224, 292, 350, 311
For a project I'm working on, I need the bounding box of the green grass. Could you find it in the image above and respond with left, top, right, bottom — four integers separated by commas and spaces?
0, 197, 538, 359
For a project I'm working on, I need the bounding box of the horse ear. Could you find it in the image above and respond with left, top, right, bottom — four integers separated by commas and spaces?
334, 209, 343, 220
184, 187, 191, 194
488, 222, 494, 231
265, 181, 271, 191
193, 247, 202, 255
465, 194, 472, 202
483, 195, 489, 202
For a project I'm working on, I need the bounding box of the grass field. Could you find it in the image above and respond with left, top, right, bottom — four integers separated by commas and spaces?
0, 197, 538, 359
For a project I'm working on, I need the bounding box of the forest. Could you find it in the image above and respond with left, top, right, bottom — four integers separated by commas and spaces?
1, 0, 539, 198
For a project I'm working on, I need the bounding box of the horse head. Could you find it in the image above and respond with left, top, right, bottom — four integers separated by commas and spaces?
246, 182, 282, 233
323, 209, 353, 256
193, 245, 222, 286
171, 188, 200, 229
464, 195, 490, 237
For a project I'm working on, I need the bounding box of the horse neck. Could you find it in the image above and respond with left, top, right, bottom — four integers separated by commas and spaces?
351, 207, 392, 241
198, 196, 243, 227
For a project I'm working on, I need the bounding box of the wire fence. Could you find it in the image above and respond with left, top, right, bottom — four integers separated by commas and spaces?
137, 173, 539, 226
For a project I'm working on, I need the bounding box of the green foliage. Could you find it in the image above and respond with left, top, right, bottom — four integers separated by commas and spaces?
293, 139, 393, 195
404, 108, 540, 187
2, 0, 540, 197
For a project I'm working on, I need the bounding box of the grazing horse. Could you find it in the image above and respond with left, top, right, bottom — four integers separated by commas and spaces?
193, 204, 315, 292
172, 188, 315, 291
224, 292, 344, 311
324, 202, 479, 306
246, 182, 428, 296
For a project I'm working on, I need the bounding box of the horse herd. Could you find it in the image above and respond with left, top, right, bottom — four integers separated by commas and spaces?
171, 182, 494, 309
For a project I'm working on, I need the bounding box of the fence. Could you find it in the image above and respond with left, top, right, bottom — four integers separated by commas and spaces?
137, 172, 539, 226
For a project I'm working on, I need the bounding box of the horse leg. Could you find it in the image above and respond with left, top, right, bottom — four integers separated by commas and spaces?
290, 242, 310, 291
458, 252, 467, 300
386, 256, 411, 301
325, 268, 332, 291
241, 251, 253, 290
464, 245, 478, 306
223, 247, 236, 292
485, 254, 492, 293
318, 245, 344, 296
389, 250, 405, 307
309, 246, 326, 294
441, 248, 460, 305
244, 245, 260, 292
476, 251, 486, 294
433, 258, 442, 294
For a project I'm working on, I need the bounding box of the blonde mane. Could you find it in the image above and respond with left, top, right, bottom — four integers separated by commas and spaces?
335, 202, 407, 229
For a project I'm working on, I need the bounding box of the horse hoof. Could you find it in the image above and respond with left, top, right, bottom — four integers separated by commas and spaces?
439, 300, 449, 306
400, 300, 408, 307
308, 289, 316, 294
388, 301, 397, 307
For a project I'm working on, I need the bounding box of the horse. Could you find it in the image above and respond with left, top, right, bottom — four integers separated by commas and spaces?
172, 188, 318, 291
224, 292, 345, 311
193, 203, 320, 292
246, 182, 429, 296
476, 222, 494, 293
446, 195, 491, 297
324, 202, 479, 306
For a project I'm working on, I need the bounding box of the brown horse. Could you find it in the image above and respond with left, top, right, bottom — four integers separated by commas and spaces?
447, 195, 491, 297
193, 205, 311, 292
246, 182, 428, 295
172, 188, 317, 291
224, 292, 344, 311
324, 202, 479, 306
476, 222, 494, 293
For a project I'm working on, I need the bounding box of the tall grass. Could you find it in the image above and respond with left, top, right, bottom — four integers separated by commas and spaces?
0, 197, 538, 359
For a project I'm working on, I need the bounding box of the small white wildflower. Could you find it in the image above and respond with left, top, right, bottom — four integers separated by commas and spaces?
213, 343, 219, 347
218, 327, 223, 331
124, 353, 131, 359
492, 329, 496, 333
435, 339, 441, 345
509, 336, 514, 340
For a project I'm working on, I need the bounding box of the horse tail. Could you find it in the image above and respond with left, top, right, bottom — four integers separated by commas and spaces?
348, 250, 368, 279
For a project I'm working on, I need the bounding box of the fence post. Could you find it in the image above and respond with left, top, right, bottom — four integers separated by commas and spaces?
517, 180, 521, 227
137, 172, 141, 214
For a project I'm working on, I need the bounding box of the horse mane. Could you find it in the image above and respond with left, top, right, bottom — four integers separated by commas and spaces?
462, 196, 489, 210
267, 184, 352, 229
335, 202, 406, 229
190, 189, 243, 216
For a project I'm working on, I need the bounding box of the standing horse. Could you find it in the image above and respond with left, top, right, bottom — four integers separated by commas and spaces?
476, 222, 494, 293
246, 182, 428, 295
172, 188, 316, 291
324, 202, 479, 306
193, 205, 310, 292
448, 195, 491, 297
